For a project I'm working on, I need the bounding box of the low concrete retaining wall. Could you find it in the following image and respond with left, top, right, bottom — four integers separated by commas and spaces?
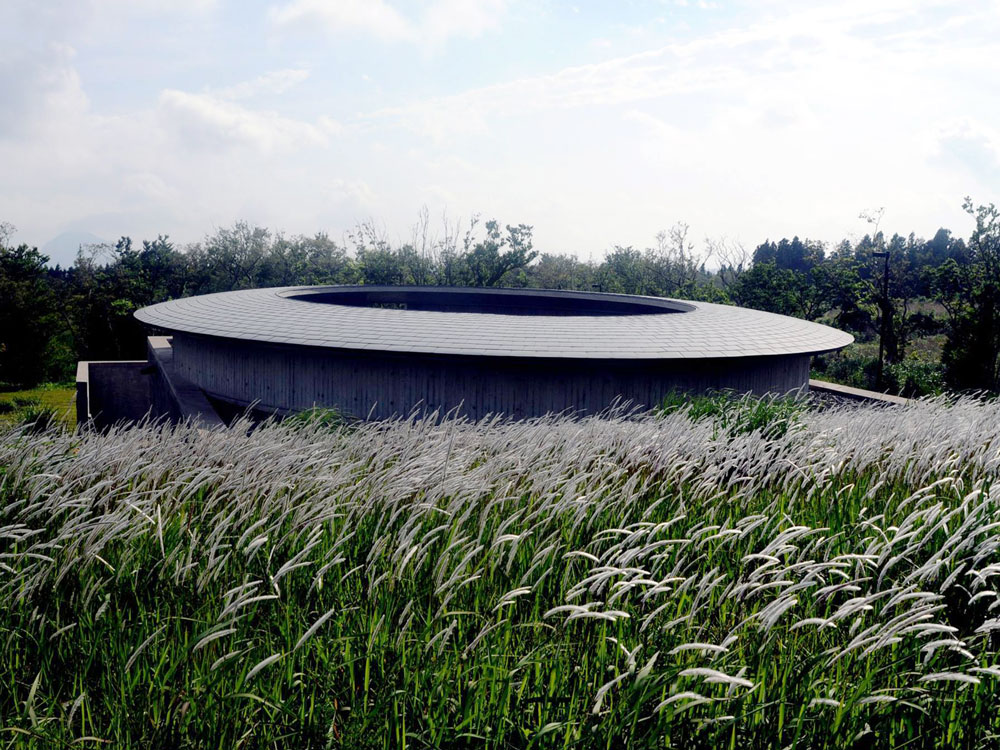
76, 360, 152, 427
146, 337, 225, 428
76, 337, 224, 429
809, 378, 910, 405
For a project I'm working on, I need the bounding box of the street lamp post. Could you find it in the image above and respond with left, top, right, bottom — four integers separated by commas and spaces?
873, 250, 890, 389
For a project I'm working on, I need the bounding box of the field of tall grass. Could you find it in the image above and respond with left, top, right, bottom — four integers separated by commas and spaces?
2, 395, 1000, 748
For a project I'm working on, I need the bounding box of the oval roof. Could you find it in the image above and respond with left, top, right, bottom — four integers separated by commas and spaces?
134, 285, 853, 360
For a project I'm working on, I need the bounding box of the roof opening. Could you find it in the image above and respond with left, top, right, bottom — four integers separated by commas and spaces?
282, 287, 694, 316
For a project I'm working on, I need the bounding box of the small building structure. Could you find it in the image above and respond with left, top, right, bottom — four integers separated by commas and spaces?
71, 285, 856, 427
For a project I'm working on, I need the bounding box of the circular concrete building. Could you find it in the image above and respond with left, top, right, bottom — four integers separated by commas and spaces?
134, 285, 853, 420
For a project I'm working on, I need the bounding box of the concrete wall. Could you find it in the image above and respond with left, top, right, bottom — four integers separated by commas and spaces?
808, 378, 909, 405
77, 340, 226, 429
172, 333, 811, 421
147, 337, 226, 427
76, 360, 152, 427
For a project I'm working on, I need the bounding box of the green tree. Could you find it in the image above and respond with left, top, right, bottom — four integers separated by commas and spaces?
644, 223, 703, 298
930, 199, 1000, 391
730, 262, 803, 317
464, 220, 537, 287
202, 222, 272, 290
525, 253, 596, 290
596, 246, 646, 294
263, 232, 358, 286
754, 236, 824, 273
0, 236, 63, 385
809, 255, 871, 333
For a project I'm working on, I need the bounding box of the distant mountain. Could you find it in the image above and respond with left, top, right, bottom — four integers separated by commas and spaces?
41, 231, 108, 268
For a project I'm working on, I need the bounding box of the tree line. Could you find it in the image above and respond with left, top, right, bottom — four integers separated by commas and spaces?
2, 200, 999, 395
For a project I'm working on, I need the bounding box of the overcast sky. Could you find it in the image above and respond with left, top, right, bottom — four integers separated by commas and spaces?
2, 0, 998, 262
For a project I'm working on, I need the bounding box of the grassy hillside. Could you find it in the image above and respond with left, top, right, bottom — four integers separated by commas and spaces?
2, 397, 1000, 748
0, 385, 76, 430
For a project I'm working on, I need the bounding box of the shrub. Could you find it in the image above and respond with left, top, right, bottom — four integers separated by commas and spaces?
812, 349, 879, 390
19, 406, 58, 432
885, 359, 945, 398
814, 349, 945, 399
660, 389, 806, 439
282, 406, 348, 431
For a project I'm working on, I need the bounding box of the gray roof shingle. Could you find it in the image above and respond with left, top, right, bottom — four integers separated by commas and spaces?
134, 285, 854, 360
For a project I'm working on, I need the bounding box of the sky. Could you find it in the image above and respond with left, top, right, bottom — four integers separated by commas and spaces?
2, 0, 999, 266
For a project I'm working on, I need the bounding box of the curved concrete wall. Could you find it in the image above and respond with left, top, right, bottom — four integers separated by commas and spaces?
172, 333, 811, 420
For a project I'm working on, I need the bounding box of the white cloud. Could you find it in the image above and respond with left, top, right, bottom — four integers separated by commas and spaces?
0, 43, 356, 247
367, 44, 747, 141
1, 0, 218, 49
933, 119, 1000, 185
351, 0, 996, 250
157, 89, 331, 153
95, 0, 217, 13
369, 1, 993, 148
420, 0, 507, 45
216, 69, 311, 100
326, 178, 376, 208
269, 0, 413, 40
2, 0, 997, 259
0, 43, 88, 139
269, 0, 508, 46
